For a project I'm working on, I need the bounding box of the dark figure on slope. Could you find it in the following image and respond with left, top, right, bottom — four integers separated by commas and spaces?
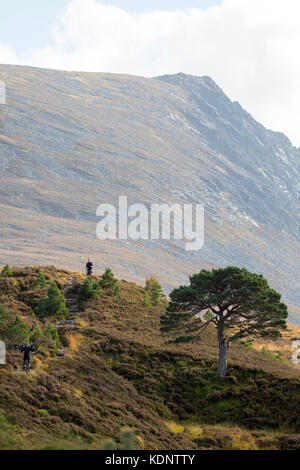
86, 259, 94, 276
19, 343, 37, 370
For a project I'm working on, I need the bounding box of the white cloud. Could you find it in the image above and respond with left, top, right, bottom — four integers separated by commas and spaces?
0, 43, 18, 65
9, 0, 300, 146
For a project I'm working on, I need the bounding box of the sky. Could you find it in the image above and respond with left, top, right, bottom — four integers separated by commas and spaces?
0, 0, 299, 147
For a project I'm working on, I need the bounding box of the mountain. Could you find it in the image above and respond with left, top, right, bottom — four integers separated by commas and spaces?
0, 65, 299, 323
0, 266, 299, 450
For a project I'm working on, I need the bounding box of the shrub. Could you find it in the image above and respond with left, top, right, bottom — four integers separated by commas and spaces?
77, 277, 102, 304
101, 429, 136, 450
44, 323, 59, 347
166, 421, 184, 433
1, 304, 29, 346
143, 291, 151, 307
145, 277, 164, 306
4, 316, 30, 346
99, 268, 120, 295
121, 428, 136, 450
35, 271, 47, 288
0, 303, 12, 340
1, 265, 13, 277
36, 409, 49, 418
30, 324, 43, 343
36, 281, 69, 319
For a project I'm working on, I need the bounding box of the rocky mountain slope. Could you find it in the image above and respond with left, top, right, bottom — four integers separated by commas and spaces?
0, 65, 299, 323
0, 267, 299, 450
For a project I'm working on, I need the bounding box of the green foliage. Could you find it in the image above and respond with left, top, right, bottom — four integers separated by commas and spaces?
162, 267, 288, 340
121, 428, 136, 450
261, 347, 284, 363
30, 325, 43, 343
0, 304, 29, 346
36, 409, 49, 418
145, 277, 164, 306
1, 265, 13, 277
101, 429, 135, 450
99, 268, 120, 295
0, 415, 24, 450
0, 303, 12, 328
44, 323, 59, 347
77, 277, 102, 303
4, 316, 30, 346
35, 271, 47, 288
203, 309, 214, 322
143, 291, 151, 307
161, 266, 288, 376
36, 281, 69, 319
102, 439, 117, 450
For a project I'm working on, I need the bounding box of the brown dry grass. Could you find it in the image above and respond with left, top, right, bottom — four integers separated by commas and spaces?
0, 266, 299, 450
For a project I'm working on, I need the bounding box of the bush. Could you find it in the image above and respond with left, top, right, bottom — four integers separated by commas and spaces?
145, 277, 164, 306
44, 323, 59, 347
99, 268, 120, 295
1, 304, 29, 346
4, 316, 30, 347
0, 303, 12, 339
77, 277, 102, 304
101, 429, 136, 450
143, 291, 151, 307
35, 271, 47, 288
30, 324, 43, 343
1, 265, 13, 277
36, 281, 69, 319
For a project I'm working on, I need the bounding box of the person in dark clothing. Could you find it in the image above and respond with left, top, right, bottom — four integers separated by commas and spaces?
19, 343, 37, 369
86, 259, 94, 276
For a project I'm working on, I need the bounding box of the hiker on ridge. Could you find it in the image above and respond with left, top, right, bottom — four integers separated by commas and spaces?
86, 259, 94, 276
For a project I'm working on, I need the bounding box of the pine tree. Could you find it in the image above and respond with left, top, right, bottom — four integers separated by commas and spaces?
30, 313, 43, 343
161, 266, 288, 377
0, 304, 29, 346
36, 281, 69, 319
44, 323, 59, 346
35, 271, 47, 288
1, 265, 13, 277
77, 277, 102, 304
143, 291, 151, 307
30, 325, 43, 343
99, 268, 120, 295
5, 316, 30, 346
145, 277, 164, 306
0, 303, 12, 339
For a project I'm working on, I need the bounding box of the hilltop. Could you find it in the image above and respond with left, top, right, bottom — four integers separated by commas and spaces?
0, 266, 299, 450
0, 65, 299, 323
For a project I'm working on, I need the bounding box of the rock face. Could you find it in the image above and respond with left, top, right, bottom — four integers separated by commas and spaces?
0, 65, 299, 323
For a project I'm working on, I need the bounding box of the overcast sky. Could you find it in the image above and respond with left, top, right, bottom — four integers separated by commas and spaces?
0, 0, 299, 147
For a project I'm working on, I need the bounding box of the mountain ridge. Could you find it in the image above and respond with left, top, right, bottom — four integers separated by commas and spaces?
0, 64, 299, 323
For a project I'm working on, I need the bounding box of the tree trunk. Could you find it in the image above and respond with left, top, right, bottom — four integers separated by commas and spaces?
217, 319, 228, 377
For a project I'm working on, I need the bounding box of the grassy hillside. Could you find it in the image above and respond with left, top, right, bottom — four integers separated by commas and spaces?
0, 266, 299, 450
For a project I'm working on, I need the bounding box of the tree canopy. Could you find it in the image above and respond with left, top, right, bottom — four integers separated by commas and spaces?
161, 266, 288, 376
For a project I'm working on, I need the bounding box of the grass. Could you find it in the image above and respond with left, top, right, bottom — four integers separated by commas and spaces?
0, 266, 299, 450
166, 422, 185, 433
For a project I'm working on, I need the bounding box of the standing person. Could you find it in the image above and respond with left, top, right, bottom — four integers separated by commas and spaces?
86, 259, 94, 276
19, 343, 37, 370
